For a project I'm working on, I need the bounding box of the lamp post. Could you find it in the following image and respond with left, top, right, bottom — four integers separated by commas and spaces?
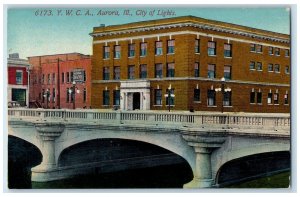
69, 81, 80, 110
164, 84, 175, 112
215, 77, 231, 113
43, 89, 50, 109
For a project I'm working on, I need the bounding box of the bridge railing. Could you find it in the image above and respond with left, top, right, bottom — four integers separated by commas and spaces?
7, 109, 290, 129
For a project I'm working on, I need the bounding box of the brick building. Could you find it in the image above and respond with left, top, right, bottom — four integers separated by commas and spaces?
7, 53, 30, 107
90, 16, 290, 113
28, 53, 91, 109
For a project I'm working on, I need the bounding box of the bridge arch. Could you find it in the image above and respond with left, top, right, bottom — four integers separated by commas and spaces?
8, 125, 43, 153
212, 141, 290, 186
57, 138, 194, 179
214, 150, 290, 186
55, 127, 196, 172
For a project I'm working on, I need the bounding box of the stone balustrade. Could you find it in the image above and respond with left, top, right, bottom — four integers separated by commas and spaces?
8, 108, 290, 131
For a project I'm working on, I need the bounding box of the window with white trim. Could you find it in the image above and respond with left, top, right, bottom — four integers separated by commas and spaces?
208, 41, 216, 56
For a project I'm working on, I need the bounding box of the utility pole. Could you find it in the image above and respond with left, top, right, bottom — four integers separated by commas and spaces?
57, 58, 61, 109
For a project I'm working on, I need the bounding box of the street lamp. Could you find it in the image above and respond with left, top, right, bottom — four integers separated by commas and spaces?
164, 84, 175, 112
69, 81, 80, 109
43, 89, 50, 109
215, 77, 231, 113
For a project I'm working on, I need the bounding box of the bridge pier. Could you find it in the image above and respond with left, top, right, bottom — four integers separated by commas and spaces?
31, 123, 65, 182
184, 146, 214, 188
181, 129, 226, 188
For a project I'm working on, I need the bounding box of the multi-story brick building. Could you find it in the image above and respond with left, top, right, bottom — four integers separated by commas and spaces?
28, 53, 91, 109
7, 53, 30, 107
90, 16, 290, 113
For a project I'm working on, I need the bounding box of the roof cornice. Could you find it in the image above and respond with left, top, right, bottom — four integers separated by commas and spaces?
91, 22, 290, 44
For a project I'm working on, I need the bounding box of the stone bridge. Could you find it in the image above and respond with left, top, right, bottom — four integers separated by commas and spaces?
7, 109, 290, 188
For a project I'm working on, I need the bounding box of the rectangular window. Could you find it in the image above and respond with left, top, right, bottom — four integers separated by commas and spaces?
140, 64, 147, 79
155, 89, 162, 105
42, 89, 45, 103
194, 89, 200, 102
66, 72, 69, 83
155, 64, 163, 78
257, 62, 262, 71
250, 43, 256, 52
113, 90, 120, 106
274, 64, 280, 73
195, 39, 200, 53
52, 88, 55, 103
285, 49, 290, 57
208, 41, 216, 56
103, 90, 110, 105
256, 44, 262, 53
42, 74, 45, 84
268, 64, 273, 72
167, 40, 175, 54
274, 93, 279, 104
52, 73, 55, 84
275, 48, 280, 56
70, 72, 73, 83
257, 92, 262, 104
103, 67, 110, 80
114, 66, 120, 80
223, 92, 231, 106
71, 88, 74, 102
62, 73, 64, 83
16, 70, 23, 84
208, 64, 215, 78
83, 88, 86, 103
166, 89, 175, 106
83, 70, 86, 82
155, 63, 163, 78
66, 88, 69, 102
224, 66, 231, 80
103, 46, 110, 59
155, 41, 163, 55
114, 45, 121, 59
47, 74, 50, 84
250, 61, 255, 70
140, 42, 147, 56
128, 44, 135, 57
224, 44, 232, 57
284, 94, 289, 105
167, 63, 175, 77
267, 93, 273, 104
250, 92, 255, 104
128, 65, 135, 79
194, 62, 199, 77
268, 46, 274, 55
207, 90, 216, 106
285, 66, 290, 74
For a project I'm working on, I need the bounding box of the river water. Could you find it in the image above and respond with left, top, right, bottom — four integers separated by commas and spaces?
8, 161, 290, 189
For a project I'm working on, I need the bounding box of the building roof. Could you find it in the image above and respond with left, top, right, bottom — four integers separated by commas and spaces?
91, 15, 289, 44
7, 53, 30, 67
27, 52, 90, 58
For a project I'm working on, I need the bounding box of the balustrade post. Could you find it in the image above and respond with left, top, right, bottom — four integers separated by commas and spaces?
87, 111, 93, 120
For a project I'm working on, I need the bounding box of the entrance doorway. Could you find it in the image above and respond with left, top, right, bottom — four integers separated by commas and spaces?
133, 92, 140, 110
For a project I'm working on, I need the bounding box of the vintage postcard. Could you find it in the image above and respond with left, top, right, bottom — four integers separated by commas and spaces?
6, 6, 291, 190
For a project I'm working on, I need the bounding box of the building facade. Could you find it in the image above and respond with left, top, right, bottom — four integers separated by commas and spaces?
90, 16, 290, 113
28, 53, 91, 109
7, 53, 30, 107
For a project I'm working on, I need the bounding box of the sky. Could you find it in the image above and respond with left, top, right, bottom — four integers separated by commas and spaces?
6, 6, 290, 59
